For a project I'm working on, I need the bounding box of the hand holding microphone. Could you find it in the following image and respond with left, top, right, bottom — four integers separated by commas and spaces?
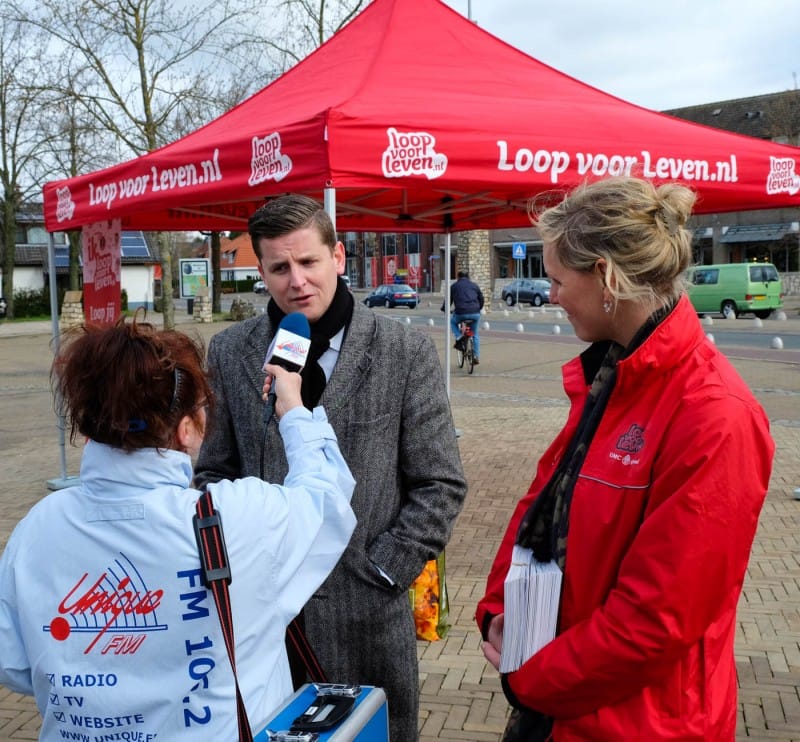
263, 364, 304, 419
262, 312, 311, 423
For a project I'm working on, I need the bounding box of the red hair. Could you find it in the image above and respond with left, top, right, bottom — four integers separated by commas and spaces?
52, 316, 212, 452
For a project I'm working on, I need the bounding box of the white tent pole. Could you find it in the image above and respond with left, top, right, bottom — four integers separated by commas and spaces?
47, 232, 68, 482
324, 188, 336, 232
444, 232, 452, 399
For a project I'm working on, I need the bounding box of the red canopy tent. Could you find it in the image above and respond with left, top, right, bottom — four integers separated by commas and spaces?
43, 0, 800, 234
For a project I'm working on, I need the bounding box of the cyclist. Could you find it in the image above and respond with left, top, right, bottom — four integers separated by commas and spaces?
443, 270, 484, 364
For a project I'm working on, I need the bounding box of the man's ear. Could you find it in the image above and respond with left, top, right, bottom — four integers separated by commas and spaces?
333, 241, 346, 272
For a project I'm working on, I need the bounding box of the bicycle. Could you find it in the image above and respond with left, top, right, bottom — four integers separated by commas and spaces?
456, 319, 477, 374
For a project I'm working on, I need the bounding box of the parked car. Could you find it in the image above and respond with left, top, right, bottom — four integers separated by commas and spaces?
363, 283, 418, 309
686, 262, 782, 319
501, 278, 551, 307
0, 296, 6, 318
253, 280, 267, 294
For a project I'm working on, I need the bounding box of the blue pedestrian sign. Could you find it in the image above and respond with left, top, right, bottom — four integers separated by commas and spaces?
512, 242, 526, 259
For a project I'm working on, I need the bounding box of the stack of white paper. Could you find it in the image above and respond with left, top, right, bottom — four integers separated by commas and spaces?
499, 546, 562, 673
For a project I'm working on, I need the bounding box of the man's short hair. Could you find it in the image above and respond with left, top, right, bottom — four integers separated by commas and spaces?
248, 194, 336, 259
457, 270, 469, 279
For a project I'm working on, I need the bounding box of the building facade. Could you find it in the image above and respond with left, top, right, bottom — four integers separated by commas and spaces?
484, 90, 800, 299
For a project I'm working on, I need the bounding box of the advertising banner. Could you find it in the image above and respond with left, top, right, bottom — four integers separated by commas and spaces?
406, 254, 421, 287
81, 220, 122, 325
382, 256, 398, 285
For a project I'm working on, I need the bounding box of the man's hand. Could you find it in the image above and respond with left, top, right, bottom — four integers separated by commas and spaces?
482, 613, 504, 670
263, 364, 304, 418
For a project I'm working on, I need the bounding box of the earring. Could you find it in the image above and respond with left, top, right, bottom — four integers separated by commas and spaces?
603, 300, 612, 313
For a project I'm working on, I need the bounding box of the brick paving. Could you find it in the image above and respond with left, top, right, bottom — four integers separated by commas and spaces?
1, 306, 799, 740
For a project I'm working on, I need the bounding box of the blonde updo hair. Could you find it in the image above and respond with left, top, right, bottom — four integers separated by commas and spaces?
530, 177, 696, 311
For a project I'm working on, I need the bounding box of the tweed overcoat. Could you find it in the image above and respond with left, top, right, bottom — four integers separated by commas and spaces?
195, 301, 467, 740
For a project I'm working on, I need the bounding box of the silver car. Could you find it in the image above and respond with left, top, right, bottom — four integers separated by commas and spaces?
501, 278, 551, 307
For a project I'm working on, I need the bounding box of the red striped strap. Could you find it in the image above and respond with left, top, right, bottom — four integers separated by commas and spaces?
194, 492, 253, 742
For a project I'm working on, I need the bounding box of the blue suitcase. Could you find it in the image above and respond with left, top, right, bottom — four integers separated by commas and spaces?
254, 683, 389, 741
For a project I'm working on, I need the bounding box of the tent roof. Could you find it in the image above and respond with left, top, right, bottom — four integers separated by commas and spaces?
43, 0, 800, 234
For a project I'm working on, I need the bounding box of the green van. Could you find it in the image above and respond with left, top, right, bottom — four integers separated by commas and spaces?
686, 262, 783, 319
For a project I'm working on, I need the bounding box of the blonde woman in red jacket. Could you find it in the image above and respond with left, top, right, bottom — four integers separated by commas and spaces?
477, 176, 774, 741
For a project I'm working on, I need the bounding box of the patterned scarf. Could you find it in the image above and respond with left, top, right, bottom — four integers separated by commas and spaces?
515, 301, 675, 566
267, 277, 353, 410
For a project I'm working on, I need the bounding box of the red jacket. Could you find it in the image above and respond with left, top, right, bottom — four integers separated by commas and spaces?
476, 295, 773, 740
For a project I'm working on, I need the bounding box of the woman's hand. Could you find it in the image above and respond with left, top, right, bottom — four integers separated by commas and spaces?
482, 613, 504, 671
263, 364, 304, 419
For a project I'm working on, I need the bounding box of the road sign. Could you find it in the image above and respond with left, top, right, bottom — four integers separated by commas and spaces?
512, 242, 526, 259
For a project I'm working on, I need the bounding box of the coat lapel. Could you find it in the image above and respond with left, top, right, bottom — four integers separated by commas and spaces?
235, 305, 376, 415
241, 315, 274, 401
319, 304, 376, 414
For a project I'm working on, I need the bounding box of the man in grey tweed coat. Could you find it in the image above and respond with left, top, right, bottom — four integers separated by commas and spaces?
195, 194, 467, 741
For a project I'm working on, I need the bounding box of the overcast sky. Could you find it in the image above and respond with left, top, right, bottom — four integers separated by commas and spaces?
441, 0, 800, 111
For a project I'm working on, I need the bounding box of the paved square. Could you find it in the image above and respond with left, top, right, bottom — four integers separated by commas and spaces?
1, 308, 798, 740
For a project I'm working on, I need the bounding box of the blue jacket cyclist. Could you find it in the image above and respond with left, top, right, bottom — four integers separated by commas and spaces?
444, 270, 485, 363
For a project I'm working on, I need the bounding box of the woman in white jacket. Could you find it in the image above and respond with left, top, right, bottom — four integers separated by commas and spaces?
0, 317, 356, 741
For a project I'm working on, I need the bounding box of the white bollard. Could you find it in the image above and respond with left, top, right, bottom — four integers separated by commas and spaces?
405, 316, 411, 324
723, 306, 736, 320
706, 333, 715, 344
427, 318, 434, 326
503, 309, 510, 317
552, 324, 561, 335
482, 321, 490, 330
554, 310, 564, 319
752, 317, 763, 328
776, 310, 787, 321
702, 315, 713, 326
771, 337, 784, 350
516, 323, 524, 333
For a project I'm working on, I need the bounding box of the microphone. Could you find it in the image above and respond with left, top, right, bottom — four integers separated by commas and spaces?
263, 312, 311, 423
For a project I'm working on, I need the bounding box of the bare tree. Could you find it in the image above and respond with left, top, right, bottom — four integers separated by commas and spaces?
38, 65, 118, 290
10, 0, 268, 328
0, 15, 52, 319
266, 0, 369, 68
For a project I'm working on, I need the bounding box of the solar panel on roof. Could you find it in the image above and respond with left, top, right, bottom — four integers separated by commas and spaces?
120, 231, 152, 258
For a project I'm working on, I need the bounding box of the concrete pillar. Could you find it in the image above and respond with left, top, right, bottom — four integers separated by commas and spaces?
456, 230, 492, 313
193, 286, 213, 323
193, 295, 213, 323
59, 290, 84, 332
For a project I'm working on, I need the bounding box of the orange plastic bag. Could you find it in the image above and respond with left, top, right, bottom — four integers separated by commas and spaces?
408, 551, 450, 641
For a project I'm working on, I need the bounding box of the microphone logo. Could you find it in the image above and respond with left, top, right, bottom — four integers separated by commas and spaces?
274, 338, 310, 366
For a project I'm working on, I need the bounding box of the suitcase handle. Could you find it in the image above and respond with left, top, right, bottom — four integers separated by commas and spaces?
290, 691, 357, 732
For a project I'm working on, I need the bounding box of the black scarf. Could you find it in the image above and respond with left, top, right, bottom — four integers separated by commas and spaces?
267, 277, 354, 410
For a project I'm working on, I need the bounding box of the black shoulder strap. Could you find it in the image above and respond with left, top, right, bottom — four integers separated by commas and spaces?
193, 491, 253, 742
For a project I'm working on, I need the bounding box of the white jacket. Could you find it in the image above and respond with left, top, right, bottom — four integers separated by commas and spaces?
0, 406, 356, 741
